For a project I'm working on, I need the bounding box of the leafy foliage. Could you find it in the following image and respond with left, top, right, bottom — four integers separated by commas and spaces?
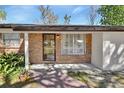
64, 14, 71, 24
0, 53, 24, 76
98, 5, 124, 26
0, 9, 6, 23
88, 6, 98, 25
39, 6, 58, 24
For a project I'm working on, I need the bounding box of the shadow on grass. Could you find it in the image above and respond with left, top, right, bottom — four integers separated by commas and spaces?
97, 72, 117, 88
68, 71, 91, 87
68, 71, 124, 88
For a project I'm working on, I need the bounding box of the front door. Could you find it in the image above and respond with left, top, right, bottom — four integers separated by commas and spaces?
43, 34, 56, 61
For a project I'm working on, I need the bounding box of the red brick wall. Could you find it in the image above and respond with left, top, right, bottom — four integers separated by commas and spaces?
29, 33, 92, 64
29, 33, 43, 64
0, 33, 92, 64
56, 34, 91, 63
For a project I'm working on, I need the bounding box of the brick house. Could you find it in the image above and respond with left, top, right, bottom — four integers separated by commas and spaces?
0, 24, 124, 71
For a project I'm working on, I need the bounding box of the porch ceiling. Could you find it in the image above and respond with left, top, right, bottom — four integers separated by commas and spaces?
0, 24, 124, 32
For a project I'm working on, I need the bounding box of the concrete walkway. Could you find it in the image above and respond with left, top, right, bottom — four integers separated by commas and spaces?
24, 69, 87, 88
31, 63, 100, 71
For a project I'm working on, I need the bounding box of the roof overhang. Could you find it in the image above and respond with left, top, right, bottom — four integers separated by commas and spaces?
0, 24, 124, 32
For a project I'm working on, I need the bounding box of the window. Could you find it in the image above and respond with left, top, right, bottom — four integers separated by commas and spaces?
61, 34, 85, 55
3, 33, 20, 47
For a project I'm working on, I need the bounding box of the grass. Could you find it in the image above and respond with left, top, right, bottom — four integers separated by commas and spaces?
68, 71, 124, 88
68, 71, 98, 88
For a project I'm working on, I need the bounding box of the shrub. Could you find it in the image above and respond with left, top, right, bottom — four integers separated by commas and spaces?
0, 53, 24, 76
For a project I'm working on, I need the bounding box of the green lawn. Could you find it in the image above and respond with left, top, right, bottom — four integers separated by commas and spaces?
68, 71, 124, 88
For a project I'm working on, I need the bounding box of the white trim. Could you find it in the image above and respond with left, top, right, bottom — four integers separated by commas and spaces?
0, 28, 13, 32
24, 33, 29, 70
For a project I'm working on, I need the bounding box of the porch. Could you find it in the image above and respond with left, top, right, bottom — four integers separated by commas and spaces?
0, 24, 124, 71
30, 63, 101, 73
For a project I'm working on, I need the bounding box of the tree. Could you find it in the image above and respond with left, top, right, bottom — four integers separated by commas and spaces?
39, 6, 58, 25
64, 14, 71, 24
0, 9, 6, 23
88, 6, 98, 25
98, 5, 124, 26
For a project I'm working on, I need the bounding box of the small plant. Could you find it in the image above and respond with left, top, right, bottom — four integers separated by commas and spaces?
0, 72, 4, 81
0, 53, 25, 84
0, 53, 24, 73
19, 69, 30, 82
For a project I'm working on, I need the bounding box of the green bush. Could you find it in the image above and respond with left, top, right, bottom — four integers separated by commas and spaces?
0, 53, 24, 75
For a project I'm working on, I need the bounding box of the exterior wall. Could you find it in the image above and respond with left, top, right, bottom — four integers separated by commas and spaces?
91, 33, 103, 69
103, 32, 124, 71
0, 33, 4, 54
0, 32, 91, 64
0, 33, 24, 55
29, 33, 43, 64
56, 34, 91, 63
29, 33, 92, 64
92, 32, 124, 71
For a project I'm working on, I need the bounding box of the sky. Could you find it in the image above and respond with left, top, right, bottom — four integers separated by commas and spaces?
1, 5, 100, 25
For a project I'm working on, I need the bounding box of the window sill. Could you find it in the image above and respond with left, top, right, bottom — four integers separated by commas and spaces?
61, 54, 85, 56
0, 46, 20, 49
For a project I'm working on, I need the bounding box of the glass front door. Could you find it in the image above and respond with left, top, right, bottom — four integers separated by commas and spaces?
43, 34, 56, 61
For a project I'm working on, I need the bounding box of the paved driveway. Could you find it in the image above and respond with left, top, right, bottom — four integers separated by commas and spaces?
23, 69, 87, 88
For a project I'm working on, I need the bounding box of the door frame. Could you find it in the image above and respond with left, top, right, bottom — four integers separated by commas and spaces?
42, 34, 56, 61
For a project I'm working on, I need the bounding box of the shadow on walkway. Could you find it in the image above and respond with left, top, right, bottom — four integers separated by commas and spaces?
0, 67, 87, 88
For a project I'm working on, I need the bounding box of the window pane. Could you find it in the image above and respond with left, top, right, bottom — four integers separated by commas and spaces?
3, 33, 19, 39
69, 34, 73, 47
77, 34, 83, 48
4, 40, 19, 47
65, 34, 69, 48
61, 34, 85, 55
3, 33, 20, 47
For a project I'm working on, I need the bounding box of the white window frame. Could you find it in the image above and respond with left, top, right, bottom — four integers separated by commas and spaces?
2, 33, 20, 47
61, 34, 86, 55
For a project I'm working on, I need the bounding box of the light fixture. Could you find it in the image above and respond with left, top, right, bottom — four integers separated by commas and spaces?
56, 34, 61, 39
77, 40, 83, 43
